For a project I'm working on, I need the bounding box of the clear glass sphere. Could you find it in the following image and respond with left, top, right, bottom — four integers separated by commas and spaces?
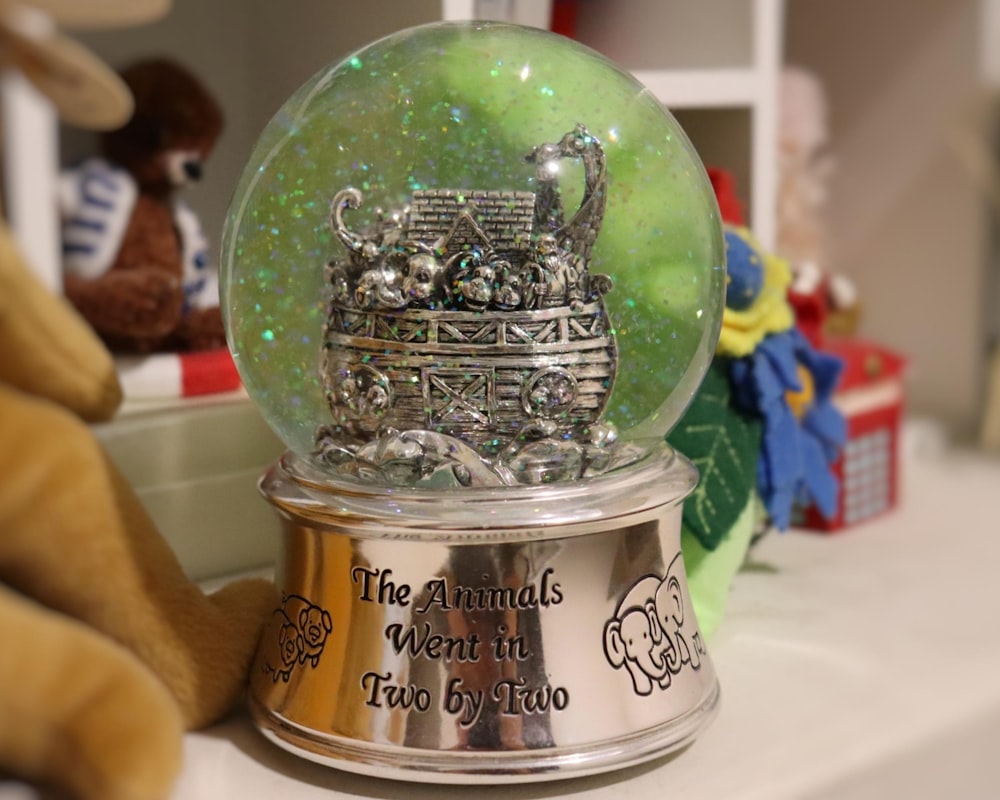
221, 21, 724, 485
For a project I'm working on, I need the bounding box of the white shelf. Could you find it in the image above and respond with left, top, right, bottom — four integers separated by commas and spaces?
147, 444, 1000, 798
93, 396, 284, 581
0, 70, 61, 291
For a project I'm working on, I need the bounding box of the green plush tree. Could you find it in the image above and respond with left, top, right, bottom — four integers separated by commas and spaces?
667, 359, 761, 636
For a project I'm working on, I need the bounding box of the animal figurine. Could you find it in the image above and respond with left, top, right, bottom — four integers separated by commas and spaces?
355, 259, 406, 310
401, 250, 447, 308
61, 58, 226, 353
493, 260, 525, 310
450, 249, 497, 311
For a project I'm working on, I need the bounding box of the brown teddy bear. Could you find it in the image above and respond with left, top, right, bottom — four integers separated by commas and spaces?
62, 58, 228, 353
1, 6, 274, 798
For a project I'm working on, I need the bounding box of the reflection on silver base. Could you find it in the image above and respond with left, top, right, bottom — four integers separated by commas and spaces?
249, 444, 719, 784
250, 680, 720, 784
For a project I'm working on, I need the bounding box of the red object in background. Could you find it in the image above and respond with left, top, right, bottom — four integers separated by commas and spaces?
550, 0, 579, 38
787, 286, 828, 349
180, 347, 241, 396
798, 338, 906, 532
707, 167, 745, 226
116, 346, 242, 401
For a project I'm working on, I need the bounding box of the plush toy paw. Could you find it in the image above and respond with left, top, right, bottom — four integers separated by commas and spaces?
64, 269, 185, 351
170, 305, 226, 352
179, 577, 278, 728
0, 223, 121, 420
0, 586, 183, 800
0, 384, 274, 731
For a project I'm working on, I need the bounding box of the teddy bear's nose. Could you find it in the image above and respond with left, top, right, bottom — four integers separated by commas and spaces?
183, 160, 203, 181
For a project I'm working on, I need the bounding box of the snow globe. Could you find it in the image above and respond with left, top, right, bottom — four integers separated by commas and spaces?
222, 20, 725, 783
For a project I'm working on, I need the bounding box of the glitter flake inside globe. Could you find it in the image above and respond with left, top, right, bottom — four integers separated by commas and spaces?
222, 21, 724, 485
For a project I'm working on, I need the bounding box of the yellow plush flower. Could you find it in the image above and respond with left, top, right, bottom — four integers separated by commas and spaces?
716, 226, 795, 357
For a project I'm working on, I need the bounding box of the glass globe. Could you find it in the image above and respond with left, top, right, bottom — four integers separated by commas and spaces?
221, 20, 724, 487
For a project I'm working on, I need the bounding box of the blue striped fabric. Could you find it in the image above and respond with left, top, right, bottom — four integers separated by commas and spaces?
61, 159, 219, 311
61, 159, 136, 280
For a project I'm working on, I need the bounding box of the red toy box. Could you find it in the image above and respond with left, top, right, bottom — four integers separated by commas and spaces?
799, 338, 906, 531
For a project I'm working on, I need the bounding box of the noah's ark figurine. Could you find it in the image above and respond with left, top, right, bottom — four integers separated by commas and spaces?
314, 124, 643, 487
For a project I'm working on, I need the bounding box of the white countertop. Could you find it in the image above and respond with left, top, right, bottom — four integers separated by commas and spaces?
168, 444, 1000, 799
2, 443, 998, 800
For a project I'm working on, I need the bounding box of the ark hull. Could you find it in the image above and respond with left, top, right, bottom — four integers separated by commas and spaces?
322, 300, 617, 450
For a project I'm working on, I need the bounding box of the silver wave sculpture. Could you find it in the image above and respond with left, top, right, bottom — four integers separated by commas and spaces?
315, 124, 642, 487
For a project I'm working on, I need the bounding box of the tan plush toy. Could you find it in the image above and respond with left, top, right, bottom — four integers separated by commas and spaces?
0, 3, 274, 799
0, 222, 276, 800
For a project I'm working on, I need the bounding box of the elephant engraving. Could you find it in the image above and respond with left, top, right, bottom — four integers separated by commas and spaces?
602, 575, 668, 696
603, 554, 708, 696
654, 553, 705, 680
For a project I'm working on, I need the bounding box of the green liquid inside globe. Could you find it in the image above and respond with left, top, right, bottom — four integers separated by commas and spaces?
221, 21, 724, 459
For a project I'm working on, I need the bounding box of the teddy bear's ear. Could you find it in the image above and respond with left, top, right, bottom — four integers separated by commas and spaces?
0, 222, 122, 420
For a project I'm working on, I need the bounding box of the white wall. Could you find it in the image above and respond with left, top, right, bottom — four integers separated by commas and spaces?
573, 0, 753, 70
786, 0, 989, 439
245, 0, 442, 138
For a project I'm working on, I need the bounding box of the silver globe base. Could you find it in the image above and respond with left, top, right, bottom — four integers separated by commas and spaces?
249, 444, 720, 783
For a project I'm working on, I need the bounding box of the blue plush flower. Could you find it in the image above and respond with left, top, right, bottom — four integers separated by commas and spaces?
728, 327, 846, 530
724, 228, 765, 310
